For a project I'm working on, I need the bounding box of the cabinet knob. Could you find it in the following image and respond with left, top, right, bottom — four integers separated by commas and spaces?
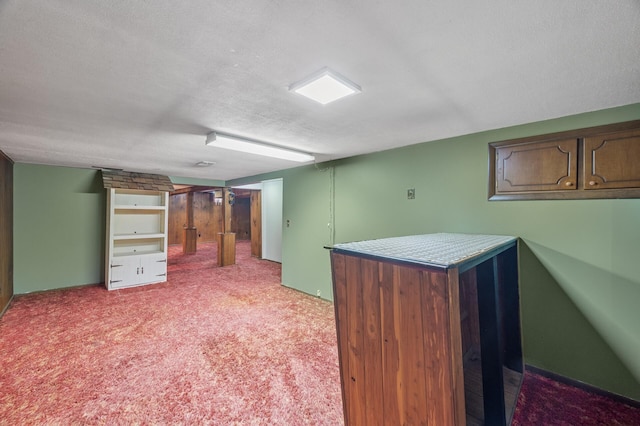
589, 181, 597, 186
564, 181, 574, 187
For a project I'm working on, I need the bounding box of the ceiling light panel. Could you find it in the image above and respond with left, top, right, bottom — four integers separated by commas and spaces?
206, 132, 315, 163
290, 68, 361, 105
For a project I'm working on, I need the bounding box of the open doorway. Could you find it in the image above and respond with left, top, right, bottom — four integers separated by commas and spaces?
233, 178, 283, 263
167, 181, 282, 264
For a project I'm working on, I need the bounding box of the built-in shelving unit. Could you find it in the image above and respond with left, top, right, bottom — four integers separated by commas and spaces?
105, 188, 169, 290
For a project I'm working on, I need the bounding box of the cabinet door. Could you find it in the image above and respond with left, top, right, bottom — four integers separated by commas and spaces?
138, 254, 167, 285
495, 139, 578, 193
108, 256, 141, 289
583, 128, 640, 190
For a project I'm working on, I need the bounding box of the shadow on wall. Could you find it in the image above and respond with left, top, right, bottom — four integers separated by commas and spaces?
519, 241, 640, 400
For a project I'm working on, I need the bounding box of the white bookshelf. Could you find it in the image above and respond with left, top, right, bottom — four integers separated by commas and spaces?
105, 188, 169, 290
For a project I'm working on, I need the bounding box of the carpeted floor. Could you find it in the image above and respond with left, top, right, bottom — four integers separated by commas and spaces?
1, 240, 638, 425
512, 370, 640, 425
0, 241, 343, 424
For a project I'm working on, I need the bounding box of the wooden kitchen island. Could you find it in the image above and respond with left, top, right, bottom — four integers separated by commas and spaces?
328, 233, 523, 425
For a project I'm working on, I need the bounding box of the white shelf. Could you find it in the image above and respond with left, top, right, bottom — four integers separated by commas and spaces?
113, 233, 165, 240
114, 205, 166, 211
113, 250, 165, 258
112, 211, 164, 236
113, 190, 166, 207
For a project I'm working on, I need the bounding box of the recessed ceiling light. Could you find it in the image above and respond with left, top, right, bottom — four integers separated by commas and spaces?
289, 67, 361, 105
206, 132, 315, 163
195, 161, 216, 167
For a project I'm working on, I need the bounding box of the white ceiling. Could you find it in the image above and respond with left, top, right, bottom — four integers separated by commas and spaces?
1, 1, 639, 181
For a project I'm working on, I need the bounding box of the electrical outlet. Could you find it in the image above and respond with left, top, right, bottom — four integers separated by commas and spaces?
316, 290, 321, 297
407, 188, 415, 199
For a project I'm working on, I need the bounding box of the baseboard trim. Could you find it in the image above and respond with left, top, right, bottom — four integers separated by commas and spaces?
15, 282, 103, 296
526, 364, 640, 408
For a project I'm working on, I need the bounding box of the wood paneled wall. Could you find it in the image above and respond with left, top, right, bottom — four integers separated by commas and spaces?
231, 197, 251, 240
0, 151, 13, 315
169, 190, 258, 246
195, 192, 222, 241
168, 193, 186, 245
168, 192, 223, 245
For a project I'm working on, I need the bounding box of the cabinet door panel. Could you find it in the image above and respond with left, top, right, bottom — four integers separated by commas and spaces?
139, 254, 167, 284
495, 139, 578, 192
583, 129, 640, 190
109, 256, 141, 289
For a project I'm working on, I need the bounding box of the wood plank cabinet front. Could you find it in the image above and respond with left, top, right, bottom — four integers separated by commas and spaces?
329, 234, 523, 425
489, 120, 640, 200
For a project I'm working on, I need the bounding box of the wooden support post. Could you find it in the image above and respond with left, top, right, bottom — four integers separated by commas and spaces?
217, 232, 236, 267
223, 188, 232, 233
250, 190, 262, 258
216, 188, 236, 266
183, 191, 197, 254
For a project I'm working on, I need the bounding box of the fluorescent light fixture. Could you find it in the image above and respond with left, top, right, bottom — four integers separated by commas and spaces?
206, 132, 315, 163
289, 67, 361, 105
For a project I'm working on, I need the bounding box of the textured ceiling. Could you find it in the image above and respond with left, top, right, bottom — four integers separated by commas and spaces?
1, 0, 639, 180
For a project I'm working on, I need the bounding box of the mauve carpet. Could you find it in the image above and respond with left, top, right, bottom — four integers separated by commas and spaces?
512, 371, 640, 425
1, 240, 638, 425
0, 241, 343, 425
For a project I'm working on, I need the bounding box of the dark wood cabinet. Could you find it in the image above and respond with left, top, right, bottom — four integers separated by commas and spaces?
495, 139, 578, 192
489, 120, 640, 200
583, 128, 640, 190
329, 234, 523, 425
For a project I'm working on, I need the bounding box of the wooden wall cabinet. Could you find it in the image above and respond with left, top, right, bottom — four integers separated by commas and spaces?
329, 234, 523, 425
583, 128, 640, 190
494, 139, 578, 193
489, 120, 640, 200
105, 188, 169, 290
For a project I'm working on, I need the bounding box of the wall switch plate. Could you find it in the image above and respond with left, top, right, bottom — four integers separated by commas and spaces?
407, 188, 415, 199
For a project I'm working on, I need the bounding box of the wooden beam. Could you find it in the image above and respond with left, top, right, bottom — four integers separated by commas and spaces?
170, 185, 220, 195
250, 190, 262, 258
183, 191, 197, 254
233, 188, 252, 198
186, 192, 195, 228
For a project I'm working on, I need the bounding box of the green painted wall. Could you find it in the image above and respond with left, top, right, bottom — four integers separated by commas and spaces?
229, 103, 640, 400
13, 165, 105, 293
170, 176, 225, 186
